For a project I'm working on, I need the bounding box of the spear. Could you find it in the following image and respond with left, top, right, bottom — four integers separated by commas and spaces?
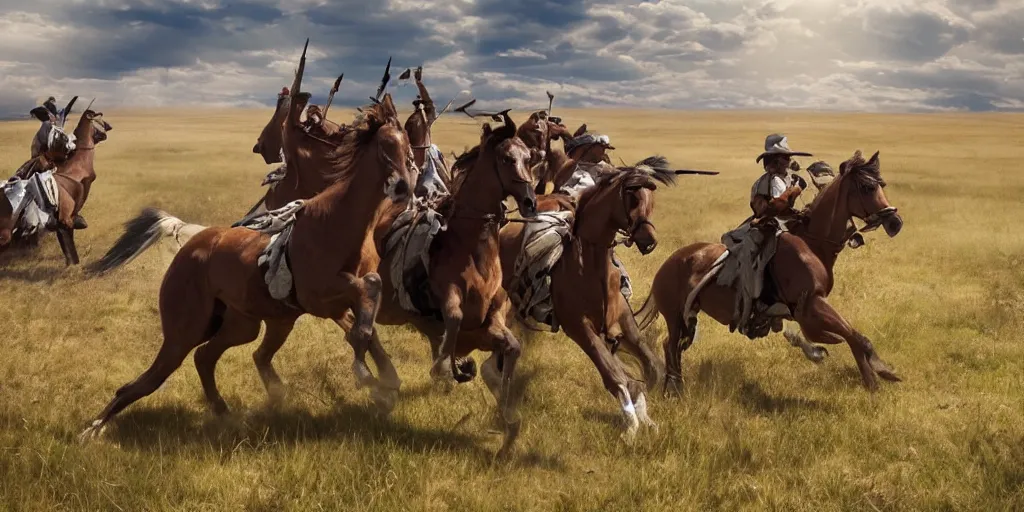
322, 74, 344, 119
673, 169, 720, 175
546, 90, 554, 115
371, 57, 392, 103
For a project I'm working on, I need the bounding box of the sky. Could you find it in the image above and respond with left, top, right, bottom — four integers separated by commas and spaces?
0, 0, 1021, 118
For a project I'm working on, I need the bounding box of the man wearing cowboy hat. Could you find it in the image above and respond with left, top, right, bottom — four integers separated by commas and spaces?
718, 134, 813, 338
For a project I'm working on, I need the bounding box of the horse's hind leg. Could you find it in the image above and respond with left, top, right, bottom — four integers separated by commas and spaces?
55, 228, 79, 266
333, 319, 401, 415
662, 312, 697, 397
194, 309, 262, 414
81, 294, 219, 440
782, 323, 829, 364
253, 317, 298, 405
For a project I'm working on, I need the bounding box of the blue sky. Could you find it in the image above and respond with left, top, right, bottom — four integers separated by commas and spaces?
0, 0, 1021, 117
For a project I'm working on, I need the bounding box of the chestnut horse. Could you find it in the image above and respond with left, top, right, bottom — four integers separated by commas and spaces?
335, 112, 537, 457
0, 109, 112, 265
499, 159, 674, 442
635, 150, 904, 393
80, 93, 416, 440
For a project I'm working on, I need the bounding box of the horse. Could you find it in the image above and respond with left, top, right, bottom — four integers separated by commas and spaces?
0, 108, 112, 265
79, 92, 417, 441
634, 150, 904, 394
331, 111, 537, 457
498, 158, 674, 442
252, 84, 345, 166
515, 110, 571, 187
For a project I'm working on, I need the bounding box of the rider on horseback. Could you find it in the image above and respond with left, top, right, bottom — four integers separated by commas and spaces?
719, 134, 811, 338
29, 96, 76, 165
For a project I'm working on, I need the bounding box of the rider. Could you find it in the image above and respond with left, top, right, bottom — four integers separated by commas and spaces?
719, 134, 811, 338
20, 97, 76, 182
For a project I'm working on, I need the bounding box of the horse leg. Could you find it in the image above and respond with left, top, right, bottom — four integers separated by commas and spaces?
662, 313, 697, 397
193, 309, 262, 414
55, 228, 78, 266
492, 322, 523, 459
80, 295, 220, 440
365, 328, 401, 414
252, 317, 298, 405
65, 228, 80, 265
796, 297, 899, 391
431, 288, 472, 382
782, 322, 829, 364
571, 324, 642, 444
616, 302, 666, 391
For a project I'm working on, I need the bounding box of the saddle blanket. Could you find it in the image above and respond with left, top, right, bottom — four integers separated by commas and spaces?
509, 211, 572, 331
261, 150, 287, 187
2, 171, 60, 237
382, 202, 446, 315
235, 200, 305, 303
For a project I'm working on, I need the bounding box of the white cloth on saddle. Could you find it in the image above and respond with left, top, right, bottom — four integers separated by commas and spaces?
237, 199, 304, 234
2, 171, 59, 237
611, 249, 633, 301
383, 201, 445, 314
237, 200, 306, 303
558, 164, 597, 200
509, 210, 572, 330
416, 144, 449, 202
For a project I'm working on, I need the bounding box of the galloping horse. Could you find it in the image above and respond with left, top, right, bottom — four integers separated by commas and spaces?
499, 159, 674, 442
635, 150, 904, 393
334, 111, 537, 457
80, 93, 417, 440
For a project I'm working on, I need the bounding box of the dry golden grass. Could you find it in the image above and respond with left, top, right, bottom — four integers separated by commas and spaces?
1, 108, 1023, 511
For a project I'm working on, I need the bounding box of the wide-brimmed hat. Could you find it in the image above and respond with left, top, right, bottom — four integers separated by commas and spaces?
565, 132, 615, 154
755, 133, 812, 163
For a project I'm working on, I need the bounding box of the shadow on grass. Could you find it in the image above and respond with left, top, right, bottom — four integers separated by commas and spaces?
681, 359, 832, 414
0, 263, 66, 283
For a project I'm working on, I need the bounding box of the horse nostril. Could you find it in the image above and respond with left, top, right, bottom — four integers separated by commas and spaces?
252, 143, 261, 154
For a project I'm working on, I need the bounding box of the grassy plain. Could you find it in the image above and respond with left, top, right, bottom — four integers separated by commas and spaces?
0, 108, 1022, 510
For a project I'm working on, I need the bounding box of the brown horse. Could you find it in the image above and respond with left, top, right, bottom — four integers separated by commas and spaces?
335, 112, 536, 457
635, 150, 904, 393
0, 108, 112, 265
499, 158, 674, 442
516, 110, 571, 187
252, 86, 344, 165
79, 93, 416, 440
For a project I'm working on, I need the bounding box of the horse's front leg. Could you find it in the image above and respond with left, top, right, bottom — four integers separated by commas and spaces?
795, 296, 901, 391
318, 271, 385, 396
614, 297, 666, 390
479, 300, 523, 459
55, 227, 79, 266
782, 322, 829, 364
431, 286, 476, 383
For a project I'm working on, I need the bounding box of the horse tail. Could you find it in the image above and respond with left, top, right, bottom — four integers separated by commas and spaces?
632, 291, 661, 333
85, 208, 206, 275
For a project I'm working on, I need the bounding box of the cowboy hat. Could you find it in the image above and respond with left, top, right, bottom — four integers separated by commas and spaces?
755, 133, 812, 163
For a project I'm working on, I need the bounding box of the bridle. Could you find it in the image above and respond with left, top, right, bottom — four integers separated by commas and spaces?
616, 181, 655, 249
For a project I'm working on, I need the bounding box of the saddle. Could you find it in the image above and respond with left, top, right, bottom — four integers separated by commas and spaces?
382, 201, 446, 316
234, 200, 306, 307
3, 171, 61, 239
509, 210, 572, 331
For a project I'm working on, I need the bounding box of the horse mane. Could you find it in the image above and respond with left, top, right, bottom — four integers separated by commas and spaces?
323, 94, 400, 182
572, 155, 675, 235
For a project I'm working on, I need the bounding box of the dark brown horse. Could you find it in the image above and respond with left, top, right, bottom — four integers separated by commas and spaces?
635, 150, 904, 393
499, 159, 674, 442
80, 93, 416, 440
516, 110, 571, 188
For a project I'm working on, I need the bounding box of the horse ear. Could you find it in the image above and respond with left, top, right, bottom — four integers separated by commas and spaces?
868, 151, 880, 166
573, 124, 587, 137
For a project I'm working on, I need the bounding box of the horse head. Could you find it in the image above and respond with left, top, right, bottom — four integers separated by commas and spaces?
75, 109, 112, 146
253, 87, 289, 164
837, 150, 902, 237
349, 93, 417, 203
482, 111, 537, 218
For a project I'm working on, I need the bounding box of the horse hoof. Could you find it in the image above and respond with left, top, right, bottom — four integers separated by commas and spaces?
496, 420, 521, 460
620, 424, 639, 445
663, 378, 683, 398
78, 420, 105, 442
807, 346, 829, 364
370, 387, 399, 416
210, 400, 230, 416
453, 357, 477, 383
